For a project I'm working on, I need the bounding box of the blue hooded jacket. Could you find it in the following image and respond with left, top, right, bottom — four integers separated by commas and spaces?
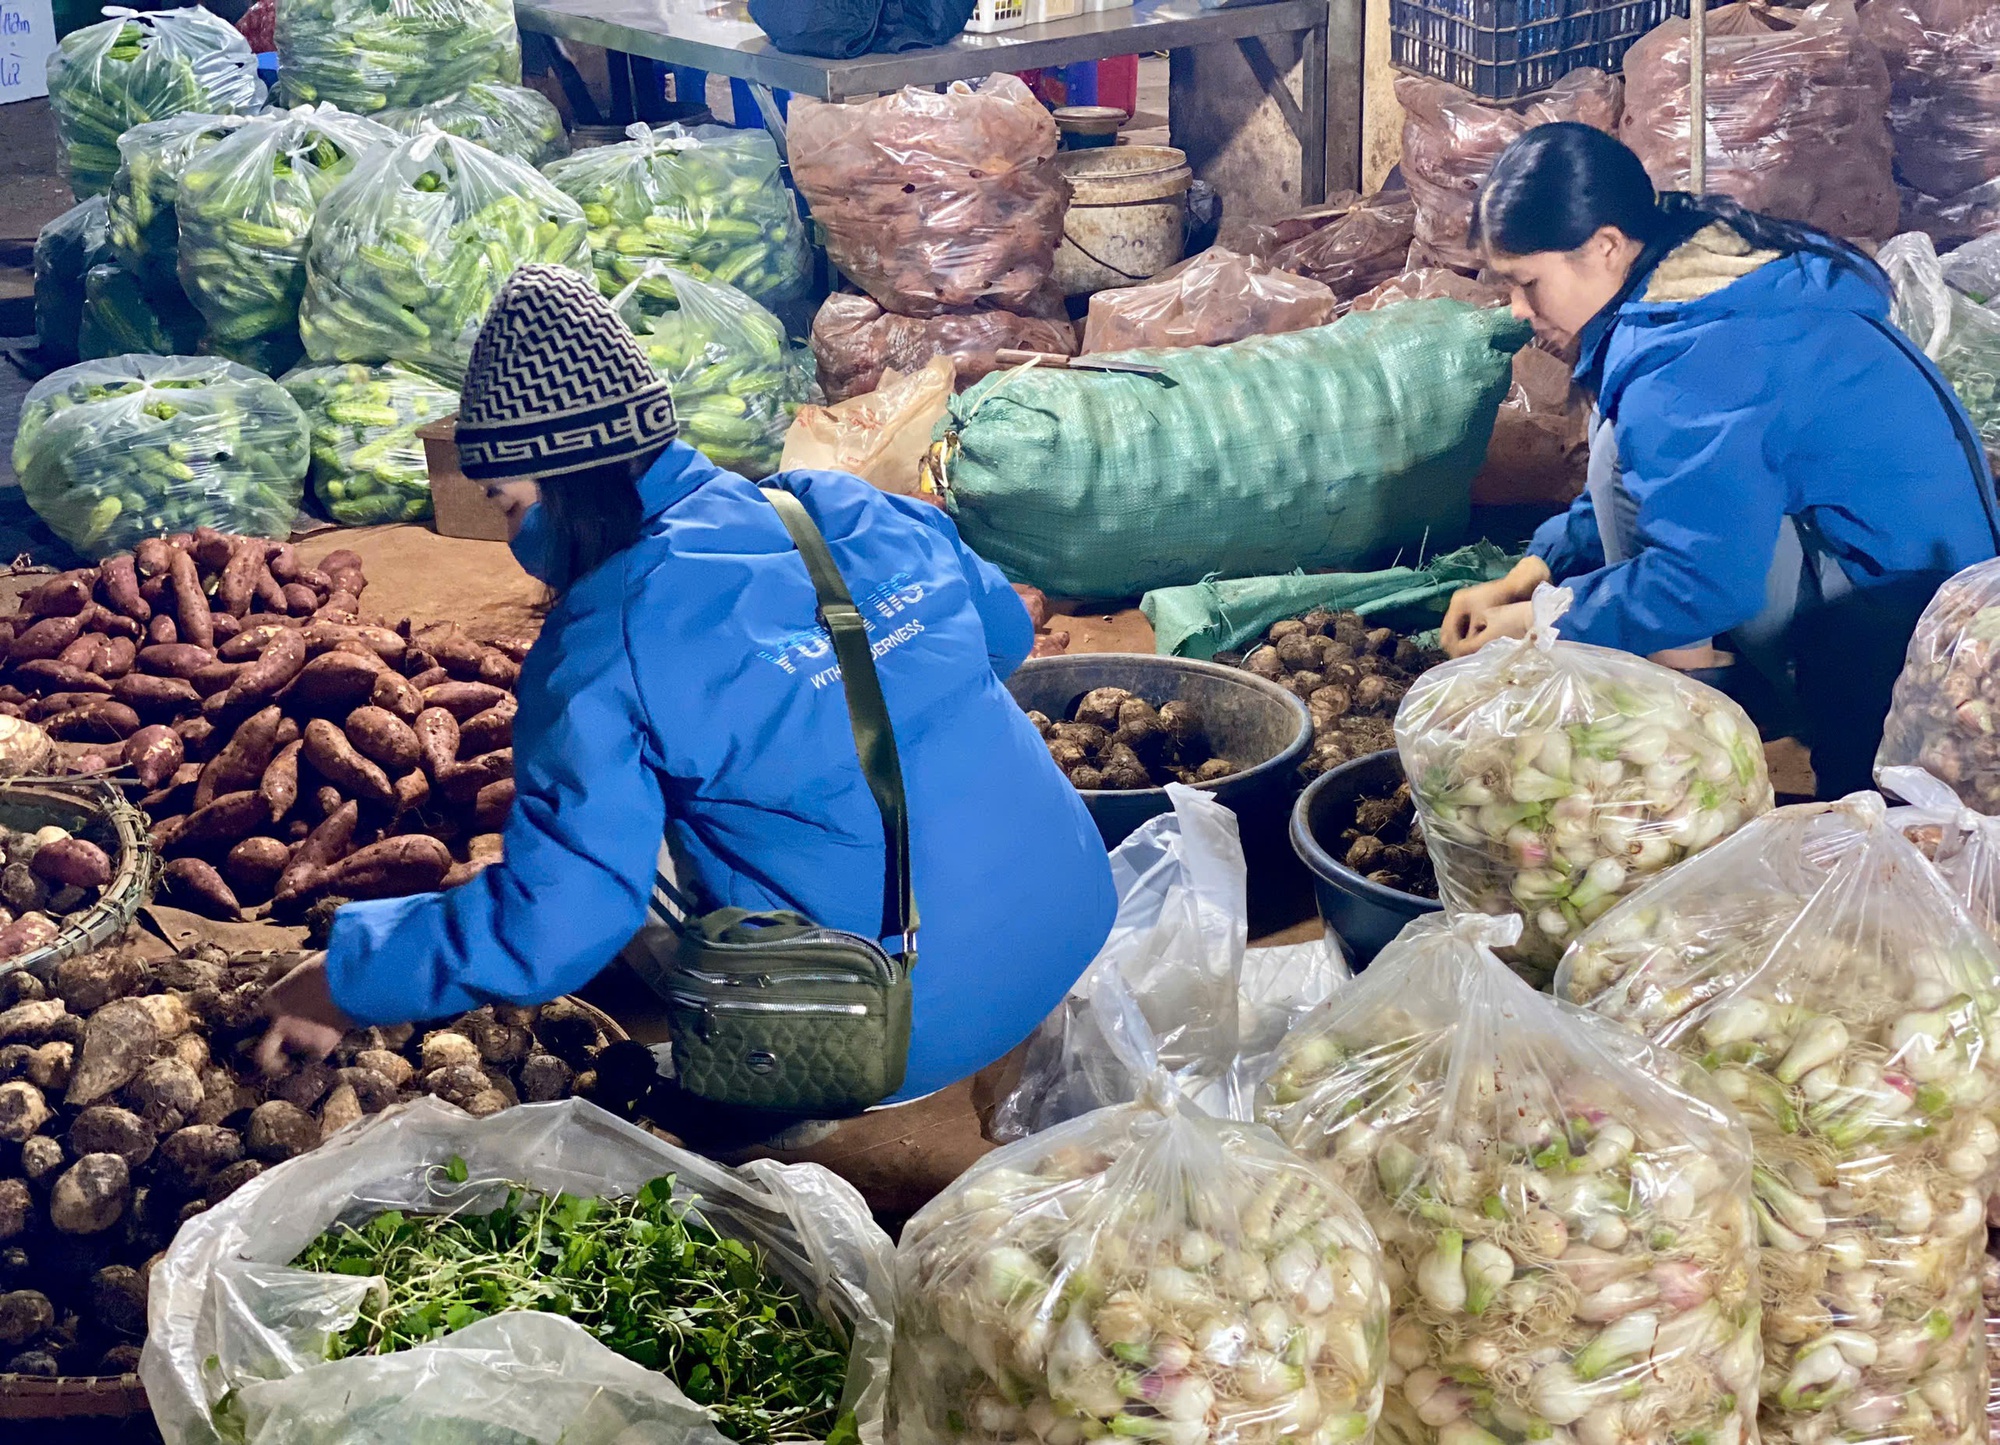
1529, 246, 2000, 657
324, 443, 1118, 1100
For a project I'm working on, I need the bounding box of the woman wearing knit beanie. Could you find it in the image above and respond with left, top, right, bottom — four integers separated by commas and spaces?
256, 264, 1116, 1125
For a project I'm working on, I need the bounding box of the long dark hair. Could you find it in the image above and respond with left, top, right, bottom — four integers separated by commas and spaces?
1470, 122, 1885, 292
532, 447, 661, 594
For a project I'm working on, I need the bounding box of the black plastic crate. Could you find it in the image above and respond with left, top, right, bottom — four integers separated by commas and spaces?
1389, 0, 1568, 60
1389, 30, 1570, 101
1391, 0, 1714, 101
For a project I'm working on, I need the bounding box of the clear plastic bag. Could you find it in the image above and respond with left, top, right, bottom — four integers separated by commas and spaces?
1264, 912, 1761, 1445
1878, 763, 2000, 943
1859, 0, 2000, 248
780, 355, 957, 497
1080, 249, 1335, 354
789, 75, 1070, 318
544, 122, 810, 321
1622, 0, 1900, 243
298, 130, 592, 385
12, 356, 307, 557
140, 1096, 896, 1445
809, 293, 1076, 403
282, 361, 459, 525
379, 82, 571, 168
1940, 228, 2000, 306
1875, 556, 2000, 811
33, 196, 112, 368
1394, 585, 1773, 984
47, 7, 263, 200
177, 105, 400, 375
78, 257, 204, 360
107, 111, 268, 297
625, 266, 813, 480
275, 0, 520, 114
1880, 230, 2000, 444
1556, 792, 2000, 1445
1252, 191, 1417, 307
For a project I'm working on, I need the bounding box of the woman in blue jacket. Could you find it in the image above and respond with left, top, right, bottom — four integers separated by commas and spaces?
1443, 124, 2000, 796
258, 265, 1117, 1112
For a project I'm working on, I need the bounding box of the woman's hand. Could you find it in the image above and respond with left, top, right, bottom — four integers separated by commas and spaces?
1442, 556, 1551, 658
255, 954, 352, 1074
1458, 600, 1537, 654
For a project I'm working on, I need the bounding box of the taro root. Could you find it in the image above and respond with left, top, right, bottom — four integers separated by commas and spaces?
1029, 691, 1227, 792
334, 1066, 398, 1113
20, 1135, 64, 1186
268, 1060, 334, 1113
68, 1106, 155, 1169
208, 1158, 263, 1202
532, 998, 603, 1067
419, 1031, 482, 1072
67, 997, 159, 1105
425, 1064, 492, 1110
517, 1052, 574, 1103
152, 1125, 242, 1196
0, 1080, 50, 1142
0, 974, 42, 1008
318, 1082, 363, 1136
124, 1057, 203, 1132
0, 1180, 29, 1240
353, 1048, 413, 1088
52, 952, 143, 1013
0, 1289, 53, 1347
88, 1265, 146, 1337
245, 1100, 319, 1162
455, 1007, 530, 1067
1072, 686, 1133, 730
49, 1154, 131, 1235
0, 999, 67, 1045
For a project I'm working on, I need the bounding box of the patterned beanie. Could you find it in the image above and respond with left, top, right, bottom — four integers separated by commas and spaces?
455, 264, 678, 482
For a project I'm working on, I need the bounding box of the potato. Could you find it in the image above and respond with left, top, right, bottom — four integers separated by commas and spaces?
153, 1125, 241, 1196
0, 1289, 53, 1347
246, 1100, 319, 1161
50, 1153, 130, 1233
0, 1081, 50, 1142
20, 1134, 63, 1185
68, 1106, 154, 1168
67, 997, 158, 1105
123, 1057, 203, 1132
89, 1265, 147, 1337
31, 837, 111, 890
353, 1049, 413, 1088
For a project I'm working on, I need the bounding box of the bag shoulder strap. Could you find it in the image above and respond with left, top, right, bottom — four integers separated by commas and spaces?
759, 485, 918, 960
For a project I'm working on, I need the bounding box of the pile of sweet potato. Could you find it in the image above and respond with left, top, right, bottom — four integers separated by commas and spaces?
0, 529, 524, 920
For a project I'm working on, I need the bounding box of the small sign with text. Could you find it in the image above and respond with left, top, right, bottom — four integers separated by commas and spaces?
1, 0, 55, 104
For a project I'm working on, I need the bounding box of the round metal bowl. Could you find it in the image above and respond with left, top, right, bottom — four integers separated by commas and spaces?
1291, 748, 1441, 968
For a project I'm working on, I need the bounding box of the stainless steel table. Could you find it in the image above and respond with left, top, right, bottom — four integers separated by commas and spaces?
515, 0, 1361, 211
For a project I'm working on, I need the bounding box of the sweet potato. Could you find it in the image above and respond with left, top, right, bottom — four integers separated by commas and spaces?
422, 681, 507, 721
219, 623, 290, 662
440, 749, 512, 806
343, 706, 421, 773
112, 673, 198, 718
309, 784, 343, 821
413, 707, 460, 777
14, 659, 111, 695
99, 635, 135, 680
138, 643, 218, 680
168, 550, 212, 650
224, 837, 289, 899
29, 690, 106, 722
487, 636, 533, 665
23, 572, 93, 619
320, 549, 365, 589
191, 528, 234, 571
57, 633, 109, 674
134, 539, 172, 579
281, 584, 319, 616
32, 838, 110, 890
174, 715, 216, 760
393, 769, 429, 815
190, 661, 242, 700
369, 670, 422, 722
252, 563, 287, 615
318, 593, 361, 620
401, 646, 437, 679
221, 626, 306, 709
175, 791, 267, 851
147, 615, 176, 645
409, 666, 451, 690
162, 858, 240, 920
67, 997, 157, 1104
198, 706, 284, 810
473, 778, 516, 831
259, 738, 303, 822
210, 614, 242, 644
46, 700, 141, 743
303, 719, 393, 806
308, 836, 451, 901
122, 725, 183, 791
213, 543, 259, 617
285, 651, 386, 713
304, 622, 403, 664
457, 701, 515, 756
275, 801, 360, 906
10, 614, 87, 663
266, 542, 301, 584
81, 605, 140, 642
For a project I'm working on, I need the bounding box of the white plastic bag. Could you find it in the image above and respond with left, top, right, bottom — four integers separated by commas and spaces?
1879, 763, 2000, 942
1394, 585, 1773, 984
1557, 793, 2000, 1445
1880, 230, 2000, 442
779, 356, 956, 497
141, 1097, 895, 1445
1875, 555, 2000, 811
1266, 912, 1762, 1445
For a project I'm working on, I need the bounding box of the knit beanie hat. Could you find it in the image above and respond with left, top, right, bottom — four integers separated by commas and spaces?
454, 264, 678, 482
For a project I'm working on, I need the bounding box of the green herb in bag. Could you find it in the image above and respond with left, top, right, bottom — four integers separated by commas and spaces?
34, 196, 113, 368
276, 0, 520, 114
106, 110, 269, 296
47, 10, 263, 199
282, 362, 458, 525
380, 82, 570, 168
544, 122, 810, 320
12, 356, 308, 557
299, 132, 592, 384
78, 258, 205, 359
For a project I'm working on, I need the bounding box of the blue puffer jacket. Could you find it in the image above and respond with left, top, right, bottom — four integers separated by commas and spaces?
1530, 245, 2000, 657
325, 443, 1118, 1100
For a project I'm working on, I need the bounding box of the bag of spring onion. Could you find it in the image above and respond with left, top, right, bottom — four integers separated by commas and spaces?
1393, 584, 1772, 985
1880, 764, 2000, 944
298, 131, 593, 385
1556, 791, 2000, 1445
140, 1097, 895, 1445
176, 105, 401, 375
33, 196, 112, 368
1876, 555, 2000, 813
275, 0, 520, 114
77, 258, 204, 360
1265, 911, 1762, 1445
47, 8, 263, 200
544, 122, 811, 320
1881, 231, 2000, 444
106, 111, 268, 297
282, 362, 459, 525
379, 82, 571, 168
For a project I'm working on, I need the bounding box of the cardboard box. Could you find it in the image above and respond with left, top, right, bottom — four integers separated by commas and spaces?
418, 417, 512, 542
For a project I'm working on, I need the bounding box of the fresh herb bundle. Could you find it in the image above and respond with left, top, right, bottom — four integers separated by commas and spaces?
294, 1166, 852, 1444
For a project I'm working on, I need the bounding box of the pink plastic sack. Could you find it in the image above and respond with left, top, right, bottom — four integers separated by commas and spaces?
810, 292, 1077, 403
1080, 247, 1336, 353
1623, 0, 1900, 242
1860, 0, 2000, 246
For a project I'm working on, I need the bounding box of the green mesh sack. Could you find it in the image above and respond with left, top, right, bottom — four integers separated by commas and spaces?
544, 122, 810, 321
379, 82, 569, 168
934, 301, 1530, 598
298, 131, 592, 384
12, 356, 308, 557
48, 9, 263, 199
78, 258, 205, 359
276, 0, 520, 114
282, 361, 458, 525
107, 111, 269, 296
34, 196, 113, 368
176, 106, 401, 375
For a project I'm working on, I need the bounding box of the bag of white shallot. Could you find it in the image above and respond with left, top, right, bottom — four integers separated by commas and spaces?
1557, 792, 2000, 1445
892, 977, 1388, 1445
1263, 911, 1761, 1445
1395, 584, 1772, 984
1881, 764, 2000, 945
1876, 556, 2000, 814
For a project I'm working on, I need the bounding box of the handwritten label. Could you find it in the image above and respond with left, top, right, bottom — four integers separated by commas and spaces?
1, 0, 55, 104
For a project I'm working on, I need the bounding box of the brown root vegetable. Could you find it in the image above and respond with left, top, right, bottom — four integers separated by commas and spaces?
221, 627, 306, 709
45, 700, 142, 743
111, 672, 198, 719
167, 551, 211, 650
370, 670, 423, 723
439, 749, 512, 806
137, 644, 217, 680
393, 769, 430, 816
267, 1058, 333, 1112
342, 706, 421, 773
473, 778, 514, 832
174, 715, 216, 759
318, 1081, 363, 1135
302, 719, 394, 807
282, 584, 318, 616
97, 557, 148, 623
273, 801, 360, 908
10, 614, 88, 663
24, 1042, 71, 1092
67, 1106, 154, 1168
0, 1081, 50, 1142
213, 542, 258, 617
174, 791, 268, 851
517, 1052, 574, 1102
457, 702, 514, 756
162, 858, 242, 921
49, 1153, 130, 1234
0, 1000, 66, 1045
421, 681, 508, 721
187, 661, 242, 699
245, 1100, 319, 1161
333, 1066, 398, 1112
456, 1008, 530, 1067
307, 836, 451, 901
533, 997, 603, 1067
224, 837, 290, 901
209, 1157, 263, 1202
260, 738, 303, 822
31, 838, 111, 890
24, 572, 94, 619
152, 1125, 240, 1195
0, 1288, 54, 1347
285, 652, 386, 714
57, 633, 109, 674
424, 1063, 491, 1109
420, 1031, 481, 1072
0, 866, 47, 918
52, 953, 142, 1012
89, 1265, 146, 1337
134, 992, 192, 1041
219, 623, 290, 662
0, 1180, 29, 1240
146, 616, 176, 646
67, 997, 159, 1105
20, 1134, 63, 1184
124, 724, 184, 789
197, 705, 286, 811
11, 660, 110, 696
413, 707, 460, 778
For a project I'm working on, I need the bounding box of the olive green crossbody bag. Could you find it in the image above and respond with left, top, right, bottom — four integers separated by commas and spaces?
627, 486, 917, 1118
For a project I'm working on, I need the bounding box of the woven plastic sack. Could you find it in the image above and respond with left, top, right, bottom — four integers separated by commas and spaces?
1880, 230, 2000, 444
12, 356, 307, 557
1394, 585, 1773, 985
107, 111, 267, 297
78, 257, 204, 360
1860, 0, 2000, 247
276, 0, 520, 114
298, 131, 592, 385
810, 293, 1075, 403
282, 361, 458, 525
1080, 248, 1335, 354
379, 82, 570, 168
1878, 764, 2000, 943
1556, 792, 2000, 1445
177, 106, 400, 375
544, 122, 810, 321
1396, 69, 1622, 273
789, 75, 1069, 317
1622, 0, 1899, 242
1264, 911, 1761, 1445
1875, 556, 2000, 810
934, 298, 1526, 598
140, 1097, 896, 1445
33, 196, 112, 368
47, 8, 263, 200
780, 355, 956, 497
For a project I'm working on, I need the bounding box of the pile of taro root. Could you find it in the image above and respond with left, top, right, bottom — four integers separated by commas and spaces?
1217, 609, 1443, 779
1027, 687, 1235, 792
0, 944, 652, 1378
1332, 768, 1436, 898
0, 529, 523, 920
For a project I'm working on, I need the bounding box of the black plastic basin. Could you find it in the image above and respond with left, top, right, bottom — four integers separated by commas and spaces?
1291, 748, 1441, 968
